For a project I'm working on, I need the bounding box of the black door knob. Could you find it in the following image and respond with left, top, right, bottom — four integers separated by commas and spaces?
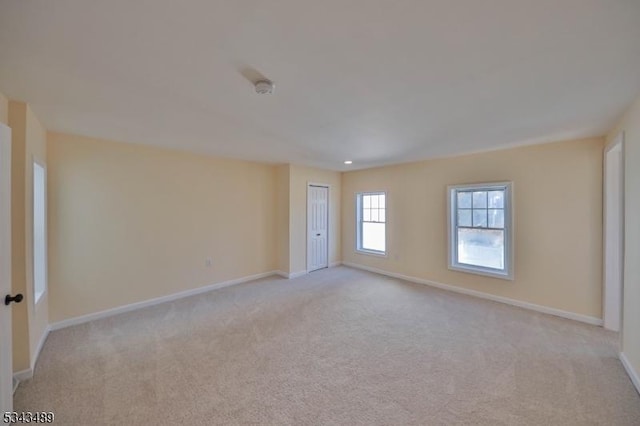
4, 293, 23, 306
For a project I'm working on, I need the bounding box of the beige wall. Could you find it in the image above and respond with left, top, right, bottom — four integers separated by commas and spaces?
0, 92, 8, 125
342, 138, 604, 318
276, 165, 291, 273
47, 133, 278, 322
607, 95, 640, 383
288, 165, 341, 274
8, 101, 49, 372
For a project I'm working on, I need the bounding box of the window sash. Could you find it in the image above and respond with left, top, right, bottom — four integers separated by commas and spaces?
357, 192, 386, 254
448, 183, 513, 280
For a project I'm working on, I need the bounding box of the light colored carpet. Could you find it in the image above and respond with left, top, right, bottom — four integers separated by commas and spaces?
15, 266, 640, 425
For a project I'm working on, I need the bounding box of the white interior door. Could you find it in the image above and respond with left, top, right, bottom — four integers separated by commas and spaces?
604, 134, 624, 332
0, 123, 13, 412
307, 184, 329, 272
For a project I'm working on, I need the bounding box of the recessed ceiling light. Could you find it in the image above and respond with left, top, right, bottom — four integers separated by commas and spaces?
344, 160, 353, 165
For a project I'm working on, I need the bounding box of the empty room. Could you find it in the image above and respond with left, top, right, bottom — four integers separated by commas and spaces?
1, 1, 640, 424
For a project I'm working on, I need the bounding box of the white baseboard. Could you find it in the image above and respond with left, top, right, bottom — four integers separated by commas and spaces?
50, 270, 279, 331
13, 325, 51, 389
13, 368, 32, 383
278, 262, 342, 279
12, 369, 32, 394
275, 270, 307, 279
275, 270, 306, 279
31, 326, 51, 372
620, 352, 640, 395
343, 262, 603, 326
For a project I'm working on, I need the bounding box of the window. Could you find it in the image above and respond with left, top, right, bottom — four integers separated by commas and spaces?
356, 192, 386, 255
448, 182, 513, 279
33, 161, 47, 304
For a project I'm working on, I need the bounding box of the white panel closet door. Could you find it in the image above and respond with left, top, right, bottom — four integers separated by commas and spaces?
307, 185, 329, 272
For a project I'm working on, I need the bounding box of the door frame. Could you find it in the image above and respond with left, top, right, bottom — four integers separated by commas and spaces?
603, 132, 624, 333
0, 123, 13, 412
306, 182, 330, 273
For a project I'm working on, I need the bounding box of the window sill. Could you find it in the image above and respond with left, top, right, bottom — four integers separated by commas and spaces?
356, 249, 387, 258
448, 264, 513, 281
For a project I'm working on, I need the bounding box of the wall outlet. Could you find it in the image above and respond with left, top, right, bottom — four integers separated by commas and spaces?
205, 258, 213, 267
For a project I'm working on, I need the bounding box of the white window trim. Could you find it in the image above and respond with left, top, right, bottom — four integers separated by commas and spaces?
355, 191, 387, 257
447, 182, 514, 280
32, 157, 48, 307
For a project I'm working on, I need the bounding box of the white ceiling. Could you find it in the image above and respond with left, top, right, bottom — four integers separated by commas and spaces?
1, 1, 639, 170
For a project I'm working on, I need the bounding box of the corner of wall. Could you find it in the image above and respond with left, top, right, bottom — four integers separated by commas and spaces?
0, 91, 9, 126
276, 164, 291, 274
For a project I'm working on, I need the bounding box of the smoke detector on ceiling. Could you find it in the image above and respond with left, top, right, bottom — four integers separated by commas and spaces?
255, 79, 275, 95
